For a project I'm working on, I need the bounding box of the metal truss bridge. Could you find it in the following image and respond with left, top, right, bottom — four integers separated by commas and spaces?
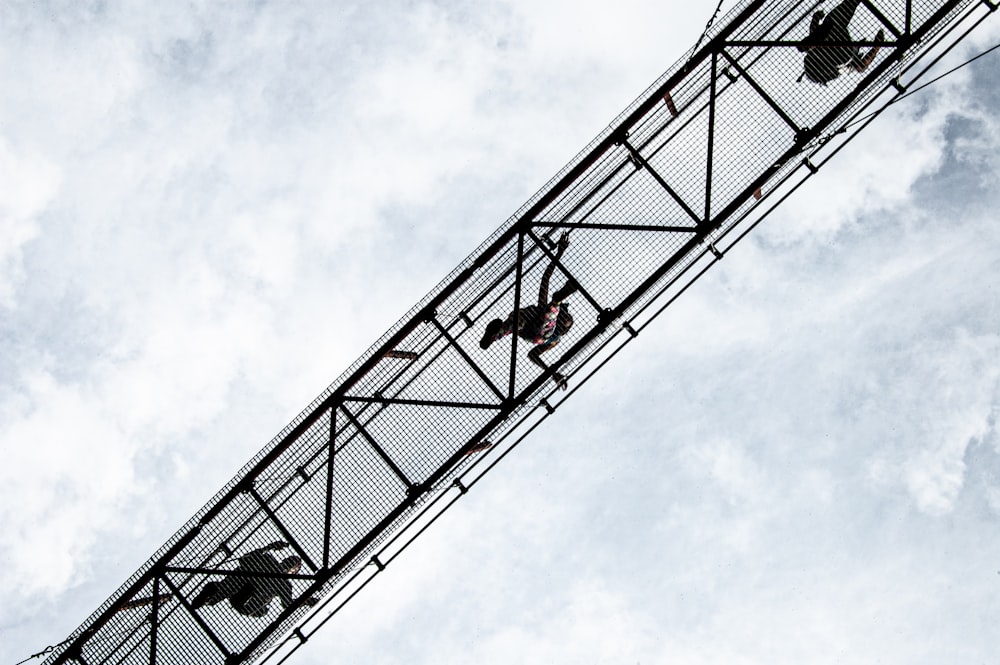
44, 0, 997, 663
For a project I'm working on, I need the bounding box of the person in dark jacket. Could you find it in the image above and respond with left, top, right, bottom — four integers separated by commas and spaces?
191, 541, 310, 618
480, 232, 578, 390
798, 0, 885, 84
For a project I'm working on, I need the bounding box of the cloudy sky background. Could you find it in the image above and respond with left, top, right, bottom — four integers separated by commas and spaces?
2, 1, 999, 663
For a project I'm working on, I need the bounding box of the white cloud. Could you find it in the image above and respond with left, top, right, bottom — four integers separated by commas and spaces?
462, 580, 661, 664
897, 330, 1000, 515
0, 368, 139, 598
0, 138, 59, 307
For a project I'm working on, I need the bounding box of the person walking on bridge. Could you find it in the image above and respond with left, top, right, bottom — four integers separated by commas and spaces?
480, 232, 578, 390
798, 0, 885, 85
191, 541, 315, 618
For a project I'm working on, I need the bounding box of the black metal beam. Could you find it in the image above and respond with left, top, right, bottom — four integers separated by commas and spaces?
705, 51, 719, 223
507, 231, 526, 399
531, 221, 697, 232
337, 404, 414, 491
620, 137, 702, 225
342, 395, 503, 410
720, 48, 802, 136
321, 408, 336, 570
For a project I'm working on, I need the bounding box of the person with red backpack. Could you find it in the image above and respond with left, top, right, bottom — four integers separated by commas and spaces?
480, 232, 578, 390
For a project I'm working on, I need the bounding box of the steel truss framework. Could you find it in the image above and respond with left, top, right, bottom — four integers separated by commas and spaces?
46, 0, 997, 663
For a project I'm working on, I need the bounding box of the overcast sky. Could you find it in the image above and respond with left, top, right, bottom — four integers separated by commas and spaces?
2, 1, 999, 664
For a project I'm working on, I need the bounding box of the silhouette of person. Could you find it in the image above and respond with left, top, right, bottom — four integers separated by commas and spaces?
191, 542, 315, 617
798, 0, 885, 85
480, 232, 578, 390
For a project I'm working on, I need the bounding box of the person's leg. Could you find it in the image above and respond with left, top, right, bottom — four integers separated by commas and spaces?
825, 0, 862, 35
191, 582, 223, 609
551, 280, 578, 303
227, 583, 259, 615
480, 309, 520, 349
855, 28, 885, 71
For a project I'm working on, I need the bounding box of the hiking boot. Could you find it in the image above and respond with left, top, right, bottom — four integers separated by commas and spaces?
480, 319, 503, 349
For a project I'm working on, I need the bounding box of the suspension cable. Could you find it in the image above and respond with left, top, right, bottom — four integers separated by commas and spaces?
802, 38, 999, 155
14, 640, 73, 665
690, 0, 728, 59
821, 39, 1000, 143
